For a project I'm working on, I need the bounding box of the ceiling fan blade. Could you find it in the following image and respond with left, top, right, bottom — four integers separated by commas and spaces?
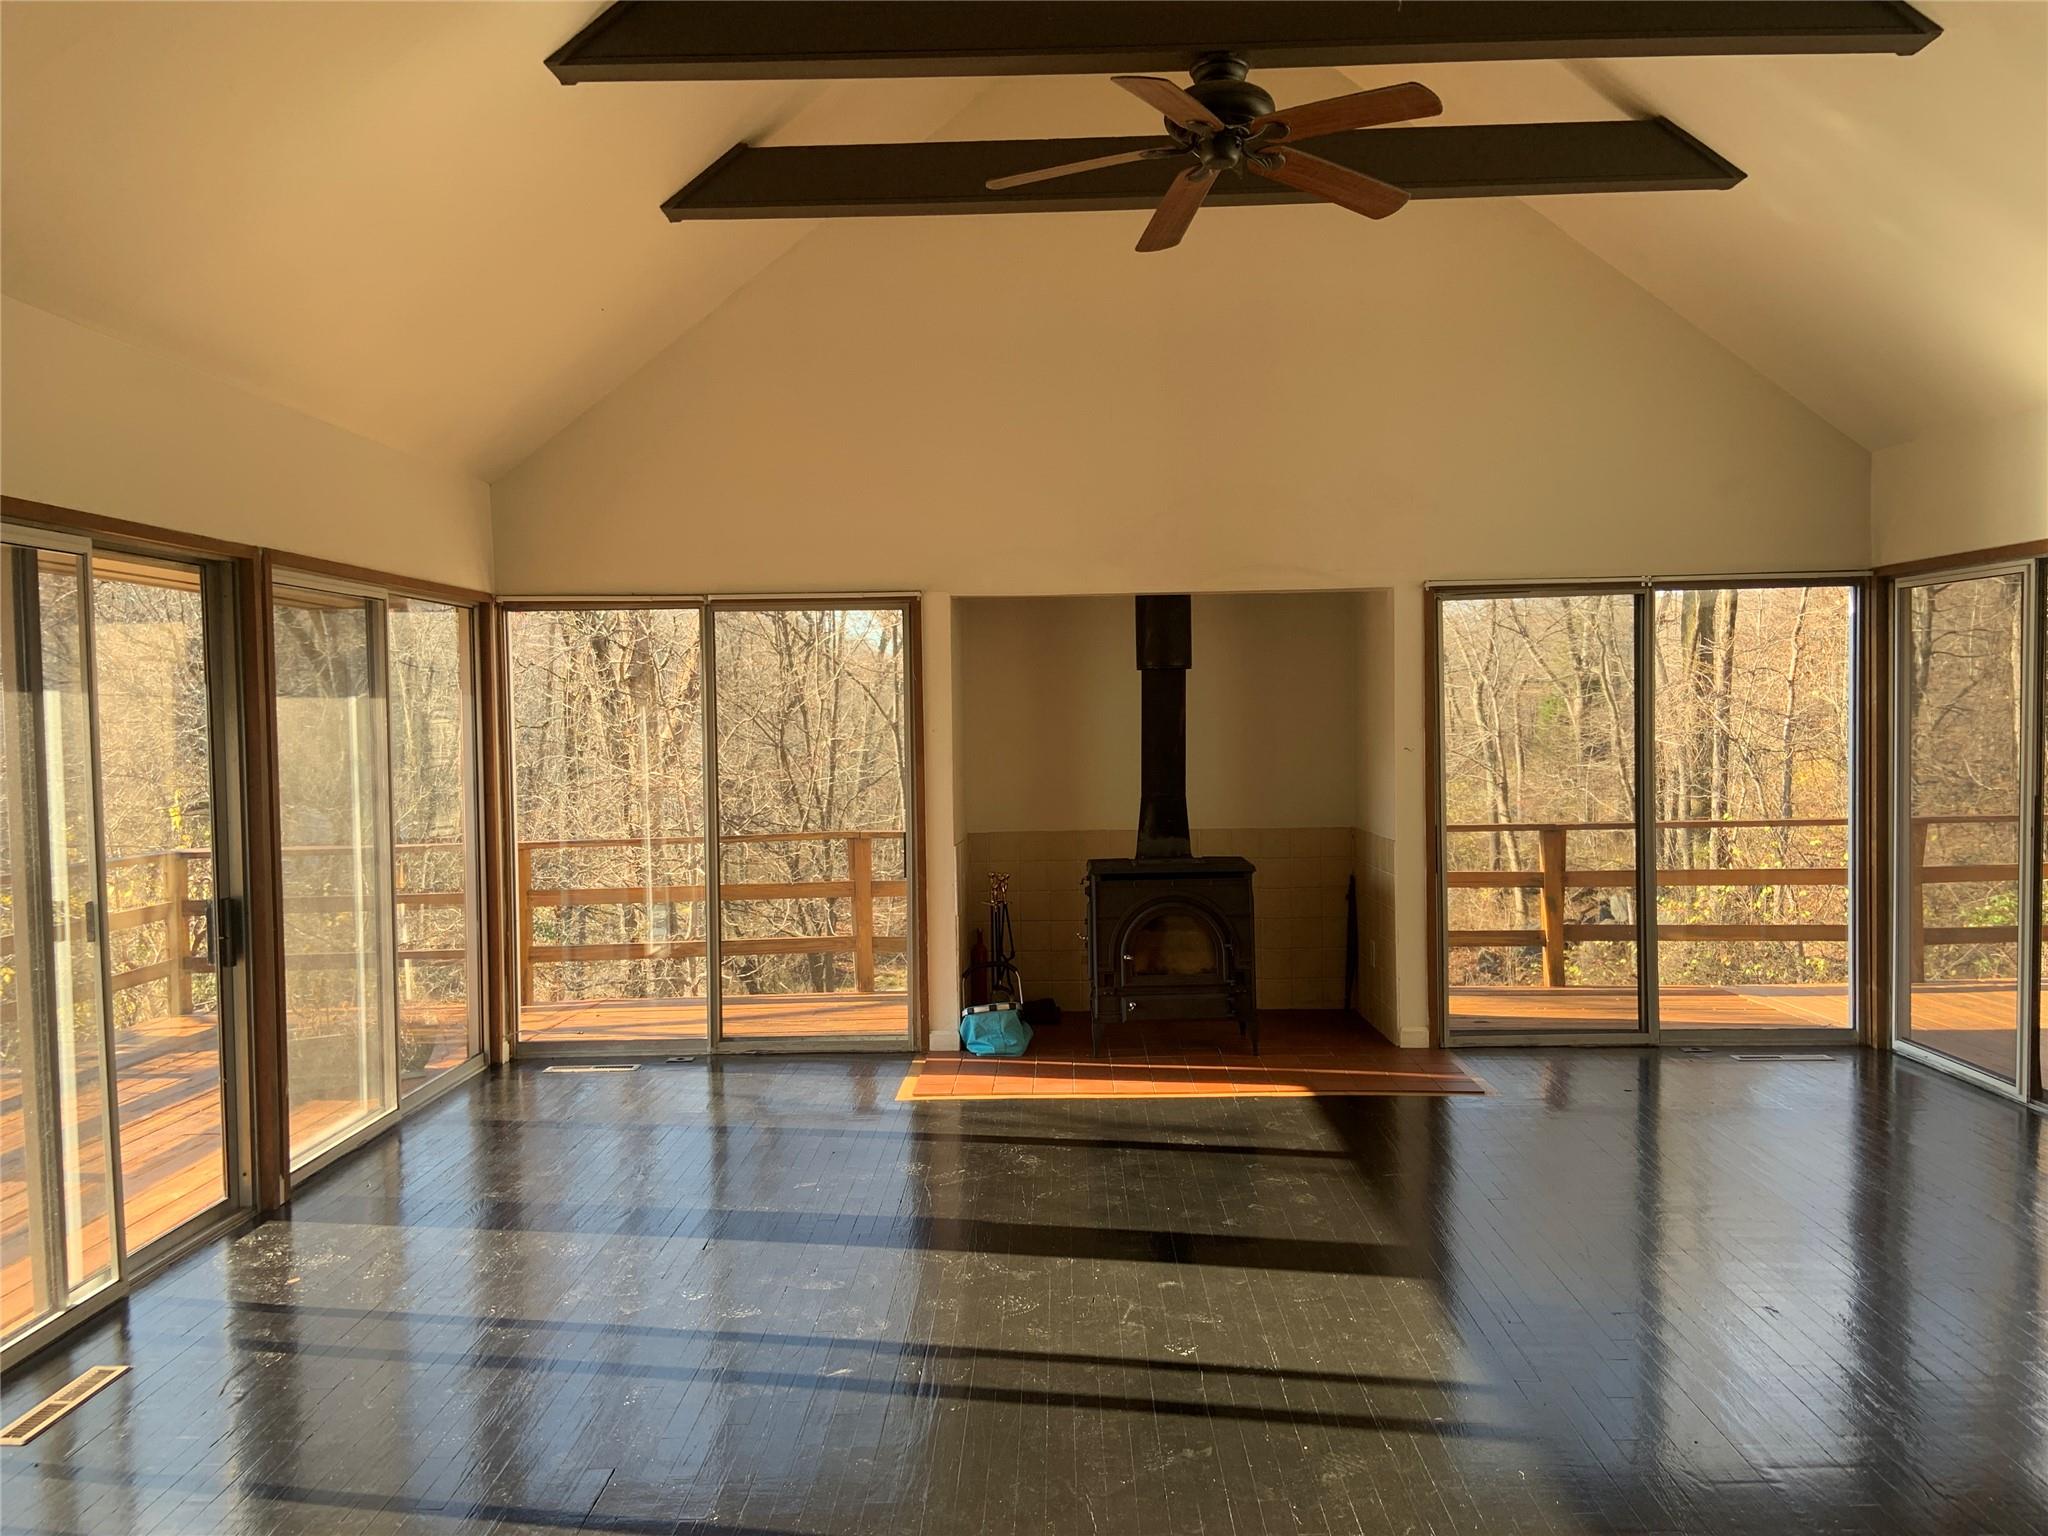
1252, 147, 1409, 219
1113, 74, 1223, 131
1253, 82, 1443, 144
985, 145, 1182, 191
1136, 166, 1215, 252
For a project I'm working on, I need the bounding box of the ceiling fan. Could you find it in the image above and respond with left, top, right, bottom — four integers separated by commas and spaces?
987, 55, 1443, 252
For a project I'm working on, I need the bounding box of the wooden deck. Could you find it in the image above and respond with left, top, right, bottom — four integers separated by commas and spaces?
517, 992, 910, 1045
2, 1012, 229, 1339
1451, 981, 2022, 1076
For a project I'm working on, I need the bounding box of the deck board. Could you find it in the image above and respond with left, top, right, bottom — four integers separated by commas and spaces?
516, 992, 909, 1044
1450, 981, 2025, 1076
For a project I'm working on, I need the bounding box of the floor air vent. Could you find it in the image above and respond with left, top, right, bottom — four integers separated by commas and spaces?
542, 1064, 638, 1073
0, 1364, 129, 1446
1731, 1053, 1836, 1062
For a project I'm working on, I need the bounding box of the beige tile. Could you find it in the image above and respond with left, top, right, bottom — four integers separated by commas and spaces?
1015, 859, 1057, 892
1011, 918, 1054, 951
1044, 888, 1086, 921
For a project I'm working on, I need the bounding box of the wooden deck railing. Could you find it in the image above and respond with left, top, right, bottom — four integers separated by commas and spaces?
513, 831, 907, 1004
4, 831, 909, 1022
93, 845, 471, 1016
41, 831, 909, 1017
103, 848, 212, 1015
1445, 814, 2037, 986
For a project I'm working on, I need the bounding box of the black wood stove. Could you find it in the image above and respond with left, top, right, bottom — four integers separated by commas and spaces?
1085, 596, 1257, 1056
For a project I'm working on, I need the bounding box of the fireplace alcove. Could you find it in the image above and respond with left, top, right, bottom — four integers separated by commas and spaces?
953, 590, 1389, 1051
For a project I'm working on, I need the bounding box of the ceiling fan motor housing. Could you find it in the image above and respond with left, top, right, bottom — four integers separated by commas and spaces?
1174, 53, 1276, 134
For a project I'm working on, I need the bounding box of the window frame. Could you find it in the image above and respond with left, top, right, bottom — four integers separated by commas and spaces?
1427, 572, 1870, 1050
1886, 556, 2044, 1103
498, 593, 926, 1057
271, 566, 490, 1185
0, 517, 261, 1367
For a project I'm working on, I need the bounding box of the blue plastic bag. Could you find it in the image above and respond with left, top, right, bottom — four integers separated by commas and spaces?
960, 1004, 1032, 1057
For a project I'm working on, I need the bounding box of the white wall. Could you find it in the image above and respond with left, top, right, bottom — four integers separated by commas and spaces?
2, 297, 493, 588
920, 594, 963, 1050
956, 592, 1361, 835
1353, 590, 1404, 1041
492, 196, 1868, 598
1870, 407, 2048, 566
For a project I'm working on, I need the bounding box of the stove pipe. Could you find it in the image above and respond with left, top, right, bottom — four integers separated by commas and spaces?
1134, 594, 1192, 859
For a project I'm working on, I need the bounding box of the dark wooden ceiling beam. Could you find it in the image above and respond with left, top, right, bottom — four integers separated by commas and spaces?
664, 120, 1743, 222
552, 2, 1939, 84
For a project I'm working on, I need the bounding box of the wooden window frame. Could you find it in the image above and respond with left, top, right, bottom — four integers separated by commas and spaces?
2, 499, 505, 1217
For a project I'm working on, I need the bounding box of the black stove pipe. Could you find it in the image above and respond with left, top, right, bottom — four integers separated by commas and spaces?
1134, 594, 1193, 859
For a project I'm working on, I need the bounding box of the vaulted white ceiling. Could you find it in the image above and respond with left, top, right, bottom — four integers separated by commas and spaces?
3, 1, 2041, 479
0, 2, 986, 478
1334, 0, 2046, 450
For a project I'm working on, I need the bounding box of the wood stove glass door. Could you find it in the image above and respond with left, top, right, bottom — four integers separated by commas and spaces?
1122, 904, 1224, 986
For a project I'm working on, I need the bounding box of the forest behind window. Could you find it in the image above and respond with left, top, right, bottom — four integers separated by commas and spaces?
1440, 586, 1854, 1018
507, 606, 910, 1030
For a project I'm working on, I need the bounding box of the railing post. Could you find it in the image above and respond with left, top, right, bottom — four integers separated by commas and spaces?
849, 833, 876, 994
516, 843, 535, 1006
164, 849, 192, 1018
1907, 816, 1928, 985
1538, 825, 1568, 988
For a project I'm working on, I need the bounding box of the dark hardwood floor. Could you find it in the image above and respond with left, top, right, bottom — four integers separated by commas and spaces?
3, 1050, 2043, 1535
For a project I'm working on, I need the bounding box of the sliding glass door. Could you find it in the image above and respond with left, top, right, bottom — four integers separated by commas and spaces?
273, 586, 394, 1162
1651, 585, 1856, 1032
92, 556, 237, 1250
505, 600, 919, 1052
1436, 579, 1863, 1045
712, 605, 914, 1044
1437, 590, 1645, 1036
387, 599, 482, 1094
2, 541, 121, 1347
4, 529, 256, 1362
505, 606, 711, 1049
1893, 566, 2032, 1086
273, 577, 483, 1172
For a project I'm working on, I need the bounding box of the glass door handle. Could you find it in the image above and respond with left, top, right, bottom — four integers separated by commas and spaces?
205, 896, 242, 969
